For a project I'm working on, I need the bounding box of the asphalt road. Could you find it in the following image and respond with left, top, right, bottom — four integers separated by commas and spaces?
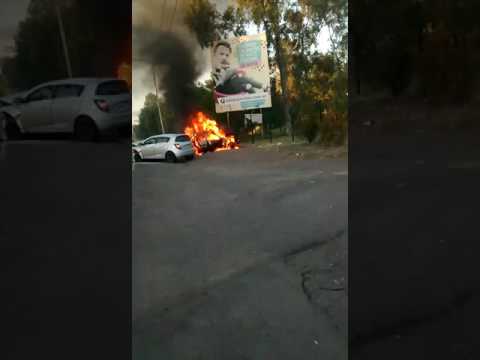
1, 139, 132, 360
133, 145, 348, 360
349, 130, 480, 359
5, 129, 476, 359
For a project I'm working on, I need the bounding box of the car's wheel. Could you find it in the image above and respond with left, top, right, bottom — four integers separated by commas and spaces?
4, 117, 22, 140
165, 151, 176, 163
134, 152, 142, 162
74, 117, 98, 142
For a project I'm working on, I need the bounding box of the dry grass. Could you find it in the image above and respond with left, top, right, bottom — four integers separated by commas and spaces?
251, 136, 348, 160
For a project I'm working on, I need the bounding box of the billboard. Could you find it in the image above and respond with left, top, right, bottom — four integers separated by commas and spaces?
211, 33, 272, 113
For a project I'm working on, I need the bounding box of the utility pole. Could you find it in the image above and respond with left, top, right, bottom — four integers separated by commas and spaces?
55, 3, 72, 78
152, 66, 166, 134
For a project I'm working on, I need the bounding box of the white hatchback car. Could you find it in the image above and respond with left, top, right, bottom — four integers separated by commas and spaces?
1, 78, 131, 140
133, 134, 195, 163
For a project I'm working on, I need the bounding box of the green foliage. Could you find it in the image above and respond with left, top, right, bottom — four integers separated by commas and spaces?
302, 0, 348, 63
3, 0, 131, 90
350, 0, 480, 102
184, 0, 247, 48
184, 0, 347, 145
136, 83, 217, 139
319, 110, 347, 146
190, 83, 216, 117
287, 50, 347, 145
184, 0, 219, 48
136, 94, 163, 140
220, 6, 248, 38
263, 94, 286, 129
300, 116, 319, 144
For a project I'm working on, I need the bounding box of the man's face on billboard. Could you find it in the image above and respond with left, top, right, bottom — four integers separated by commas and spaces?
214, 44, 231, 71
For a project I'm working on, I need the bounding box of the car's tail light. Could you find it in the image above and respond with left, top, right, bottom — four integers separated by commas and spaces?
174, 143, 182, 150
94, 99, 109, 112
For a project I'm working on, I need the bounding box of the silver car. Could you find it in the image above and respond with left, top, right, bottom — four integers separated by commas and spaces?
1, 78, 131, 140
0, 97, 12, 108
133, 134, 195, 162
0, 98, 11, 141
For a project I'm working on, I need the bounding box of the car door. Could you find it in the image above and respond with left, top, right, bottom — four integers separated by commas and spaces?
156, 137, 171, 159
19, 86, 54, 132
51, 84, 85, 132
147, 137, 166, 159
140, 138, 157, 159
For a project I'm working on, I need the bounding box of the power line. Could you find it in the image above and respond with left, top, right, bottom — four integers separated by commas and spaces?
160, 0, 168, 29
169, 0, 179, 31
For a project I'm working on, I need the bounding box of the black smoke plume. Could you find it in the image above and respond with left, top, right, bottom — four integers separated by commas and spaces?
134, 26, 202, 130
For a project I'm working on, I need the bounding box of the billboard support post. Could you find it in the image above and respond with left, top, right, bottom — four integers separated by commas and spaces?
251, 110, 255, 144
270, 120, 273, 144
260, 108, 264, 137
292, 120, 295, 143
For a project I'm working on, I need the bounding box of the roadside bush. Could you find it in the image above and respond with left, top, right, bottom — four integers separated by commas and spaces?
319, 110, 347, 146
301, 116, 320, 144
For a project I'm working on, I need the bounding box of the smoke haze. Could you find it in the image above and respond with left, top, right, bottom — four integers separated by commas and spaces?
135, 27, 202, 128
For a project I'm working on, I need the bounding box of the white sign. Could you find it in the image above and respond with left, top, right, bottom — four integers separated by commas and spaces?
211, 33, 272, 113
244, 113, 263, 127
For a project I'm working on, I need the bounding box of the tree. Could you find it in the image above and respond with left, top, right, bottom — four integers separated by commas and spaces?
184, 0, 348, 145
0, 72, 9, 96
237, 0, 296, 141
302, 0, 347, 64
4, 0, 131, 90
136, 83, 219, 139
184, 0, 219, 48
190, 83, 216, 118
136, 94, 163, 139
349, 0, 480, 102
184, 0, 247, 48
184, 0, 297, 139
5, 0, 64, 90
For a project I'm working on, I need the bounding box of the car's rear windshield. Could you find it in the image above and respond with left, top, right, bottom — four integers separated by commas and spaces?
95, 80, 129, 95
175, 135, 190, 142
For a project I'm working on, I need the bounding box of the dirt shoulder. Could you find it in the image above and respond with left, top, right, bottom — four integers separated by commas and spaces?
243, 137, 347, 161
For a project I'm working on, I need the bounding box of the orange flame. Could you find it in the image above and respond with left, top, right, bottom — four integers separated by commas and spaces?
117, 62, 132, 90
184, 112, 239, 156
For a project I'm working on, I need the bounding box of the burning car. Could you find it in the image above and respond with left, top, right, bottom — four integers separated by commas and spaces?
184, 112, 239, 155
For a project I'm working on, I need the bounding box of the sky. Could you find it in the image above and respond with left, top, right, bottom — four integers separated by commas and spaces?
0, 0, 30, 60
132, 0, 332, 125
